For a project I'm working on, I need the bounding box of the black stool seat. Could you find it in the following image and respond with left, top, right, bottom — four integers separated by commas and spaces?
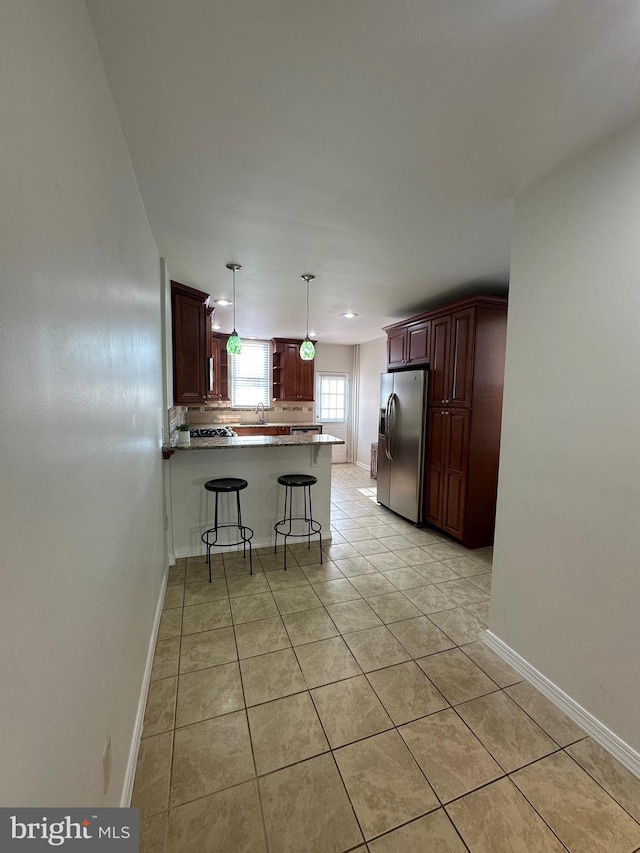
201, 477, 252, 579
277, 474, 317, 488
274, 472, 322, 570
205, 477, 248, 493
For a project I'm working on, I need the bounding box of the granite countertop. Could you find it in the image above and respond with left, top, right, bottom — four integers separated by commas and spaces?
169, 433, 344, 452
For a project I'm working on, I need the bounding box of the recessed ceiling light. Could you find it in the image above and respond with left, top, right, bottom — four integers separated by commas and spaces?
216, 298, 232, 306
211, 323, 222, 330
342, 312, 357, 319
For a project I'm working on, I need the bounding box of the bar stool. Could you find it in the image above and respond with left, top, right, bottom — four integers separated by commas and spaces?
274, 474, 322, 570
201, 478, 253, 581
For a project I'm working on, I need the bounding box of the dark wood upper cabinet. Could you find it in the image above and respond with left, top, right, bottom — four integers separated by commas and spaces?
387, 327, 407, 368
406, 319, 431, 366
171, 280, 212, 406
272, 338, 315, 401
449, 308, 475, 407
386, 319, 431, 368
428, 315, 451, 406
426, 307, 475, 406
209, 332, 230, 401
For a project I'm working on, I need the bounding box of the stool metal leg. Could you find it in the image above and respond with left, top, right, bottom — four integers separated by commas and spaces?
208, 492, 221, 583
285, 485, 292, 570
304, 485, 311, 549
237, 489, 244, 557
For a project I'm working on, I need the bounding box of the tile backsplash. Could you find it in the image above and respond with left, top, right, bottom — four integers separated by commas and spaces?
170, 403, 317, 431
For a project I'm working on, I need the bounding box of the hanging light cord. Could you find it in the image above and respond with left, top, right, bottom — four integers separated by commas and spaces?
232, 266, 237, 332
305, 278, 310, 338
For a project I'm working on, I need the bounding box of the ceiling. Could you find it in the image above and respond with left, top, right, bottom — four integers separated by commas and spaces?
86, 0, 640, 344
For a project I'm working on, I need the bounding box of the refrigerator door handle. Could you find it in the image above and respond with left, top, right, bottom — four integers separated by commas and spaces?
387, 392, 397, 460
384, 393, 393, 459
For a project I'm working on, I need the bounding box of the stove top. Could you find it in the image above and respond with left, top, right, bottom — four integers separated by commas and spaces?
190, 427, 237, 437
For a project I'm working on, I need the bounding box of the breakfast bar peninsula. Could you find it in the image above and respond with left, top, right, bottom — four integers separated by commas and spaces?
167, 433, 345, 559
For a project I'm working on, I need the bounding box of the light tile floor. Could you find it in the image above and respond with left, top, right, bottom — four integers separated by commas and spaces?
134, 464, 640, 853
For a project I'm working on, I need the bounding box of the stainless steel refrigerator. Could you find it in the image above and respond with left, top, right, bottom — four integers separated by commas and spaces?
377, 369, 429, 523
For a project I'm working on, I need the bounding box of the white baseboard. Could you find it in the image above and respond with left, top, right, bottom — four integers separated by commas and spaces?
120, 564, 169, 806
484, 631, 640, 780
354, 460, 370, 472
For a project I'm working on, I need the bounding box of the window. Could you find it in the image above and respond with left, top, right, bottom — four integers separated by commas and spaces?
230, 340, 270, 407
317, 373, 348, 422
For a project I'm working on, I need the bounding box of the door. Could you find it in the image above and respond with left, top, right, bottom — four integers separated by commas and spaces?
425, 408, 447, 527
282, 342, 300, 400
376, 373, 394, 509
449, 308, 475, 407
387, 328, 407, 368
443, 408, 471, 537
428, 315, 451, 406
172, 290, 207, 404
298, 357, 315, 400
425, 407, 470, 537
316, 373, 349, 463
386, 370, 428, 523
407, 320, 431, 365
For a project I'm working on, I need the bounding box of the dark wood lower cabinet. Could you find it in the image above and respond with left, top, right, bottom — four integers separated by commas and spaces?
442, 409, 471, 539
424, 400, 501, 549
233, 426, 290, 436
425, 408, 470, 539
425, 409, 447, 529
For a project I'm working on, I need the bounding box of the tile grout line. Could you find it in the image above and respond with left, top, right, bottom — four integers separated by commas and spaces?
225, 561, 273, 853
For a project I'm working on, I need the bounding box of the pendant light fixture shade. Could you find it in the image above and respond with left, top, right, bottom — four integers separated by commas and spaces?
225, 263, 242, 355
300, 274, 316, 361
300, 338, 315, 360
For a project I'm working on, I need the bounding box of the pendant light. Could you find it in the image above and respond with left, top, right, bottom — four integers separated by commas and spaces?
300, 274, 316, 360
225, 263, 242, 355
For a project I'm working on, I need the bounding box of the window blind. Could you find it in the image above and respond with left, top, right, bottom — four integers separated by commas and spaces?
230, 340, 270, 407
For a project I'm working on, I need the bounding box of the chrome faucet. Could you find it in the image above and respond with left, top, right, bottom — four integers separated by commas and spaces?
256, 401, 265, 424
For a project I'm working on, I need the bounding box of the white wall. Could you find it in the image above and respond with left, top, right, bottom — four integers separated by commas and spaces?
491, 120, 640, 753
0, 0, 165, 805
314, 343, 354, 375
314, 343, 354, 461
355, 337, 387, 467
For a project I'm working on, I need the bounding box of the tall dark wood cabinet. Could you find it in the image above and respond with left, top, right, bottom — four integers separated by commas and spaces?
271, 338, 315, 401
171, 280, 213, 405
384, 295, 507, 548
